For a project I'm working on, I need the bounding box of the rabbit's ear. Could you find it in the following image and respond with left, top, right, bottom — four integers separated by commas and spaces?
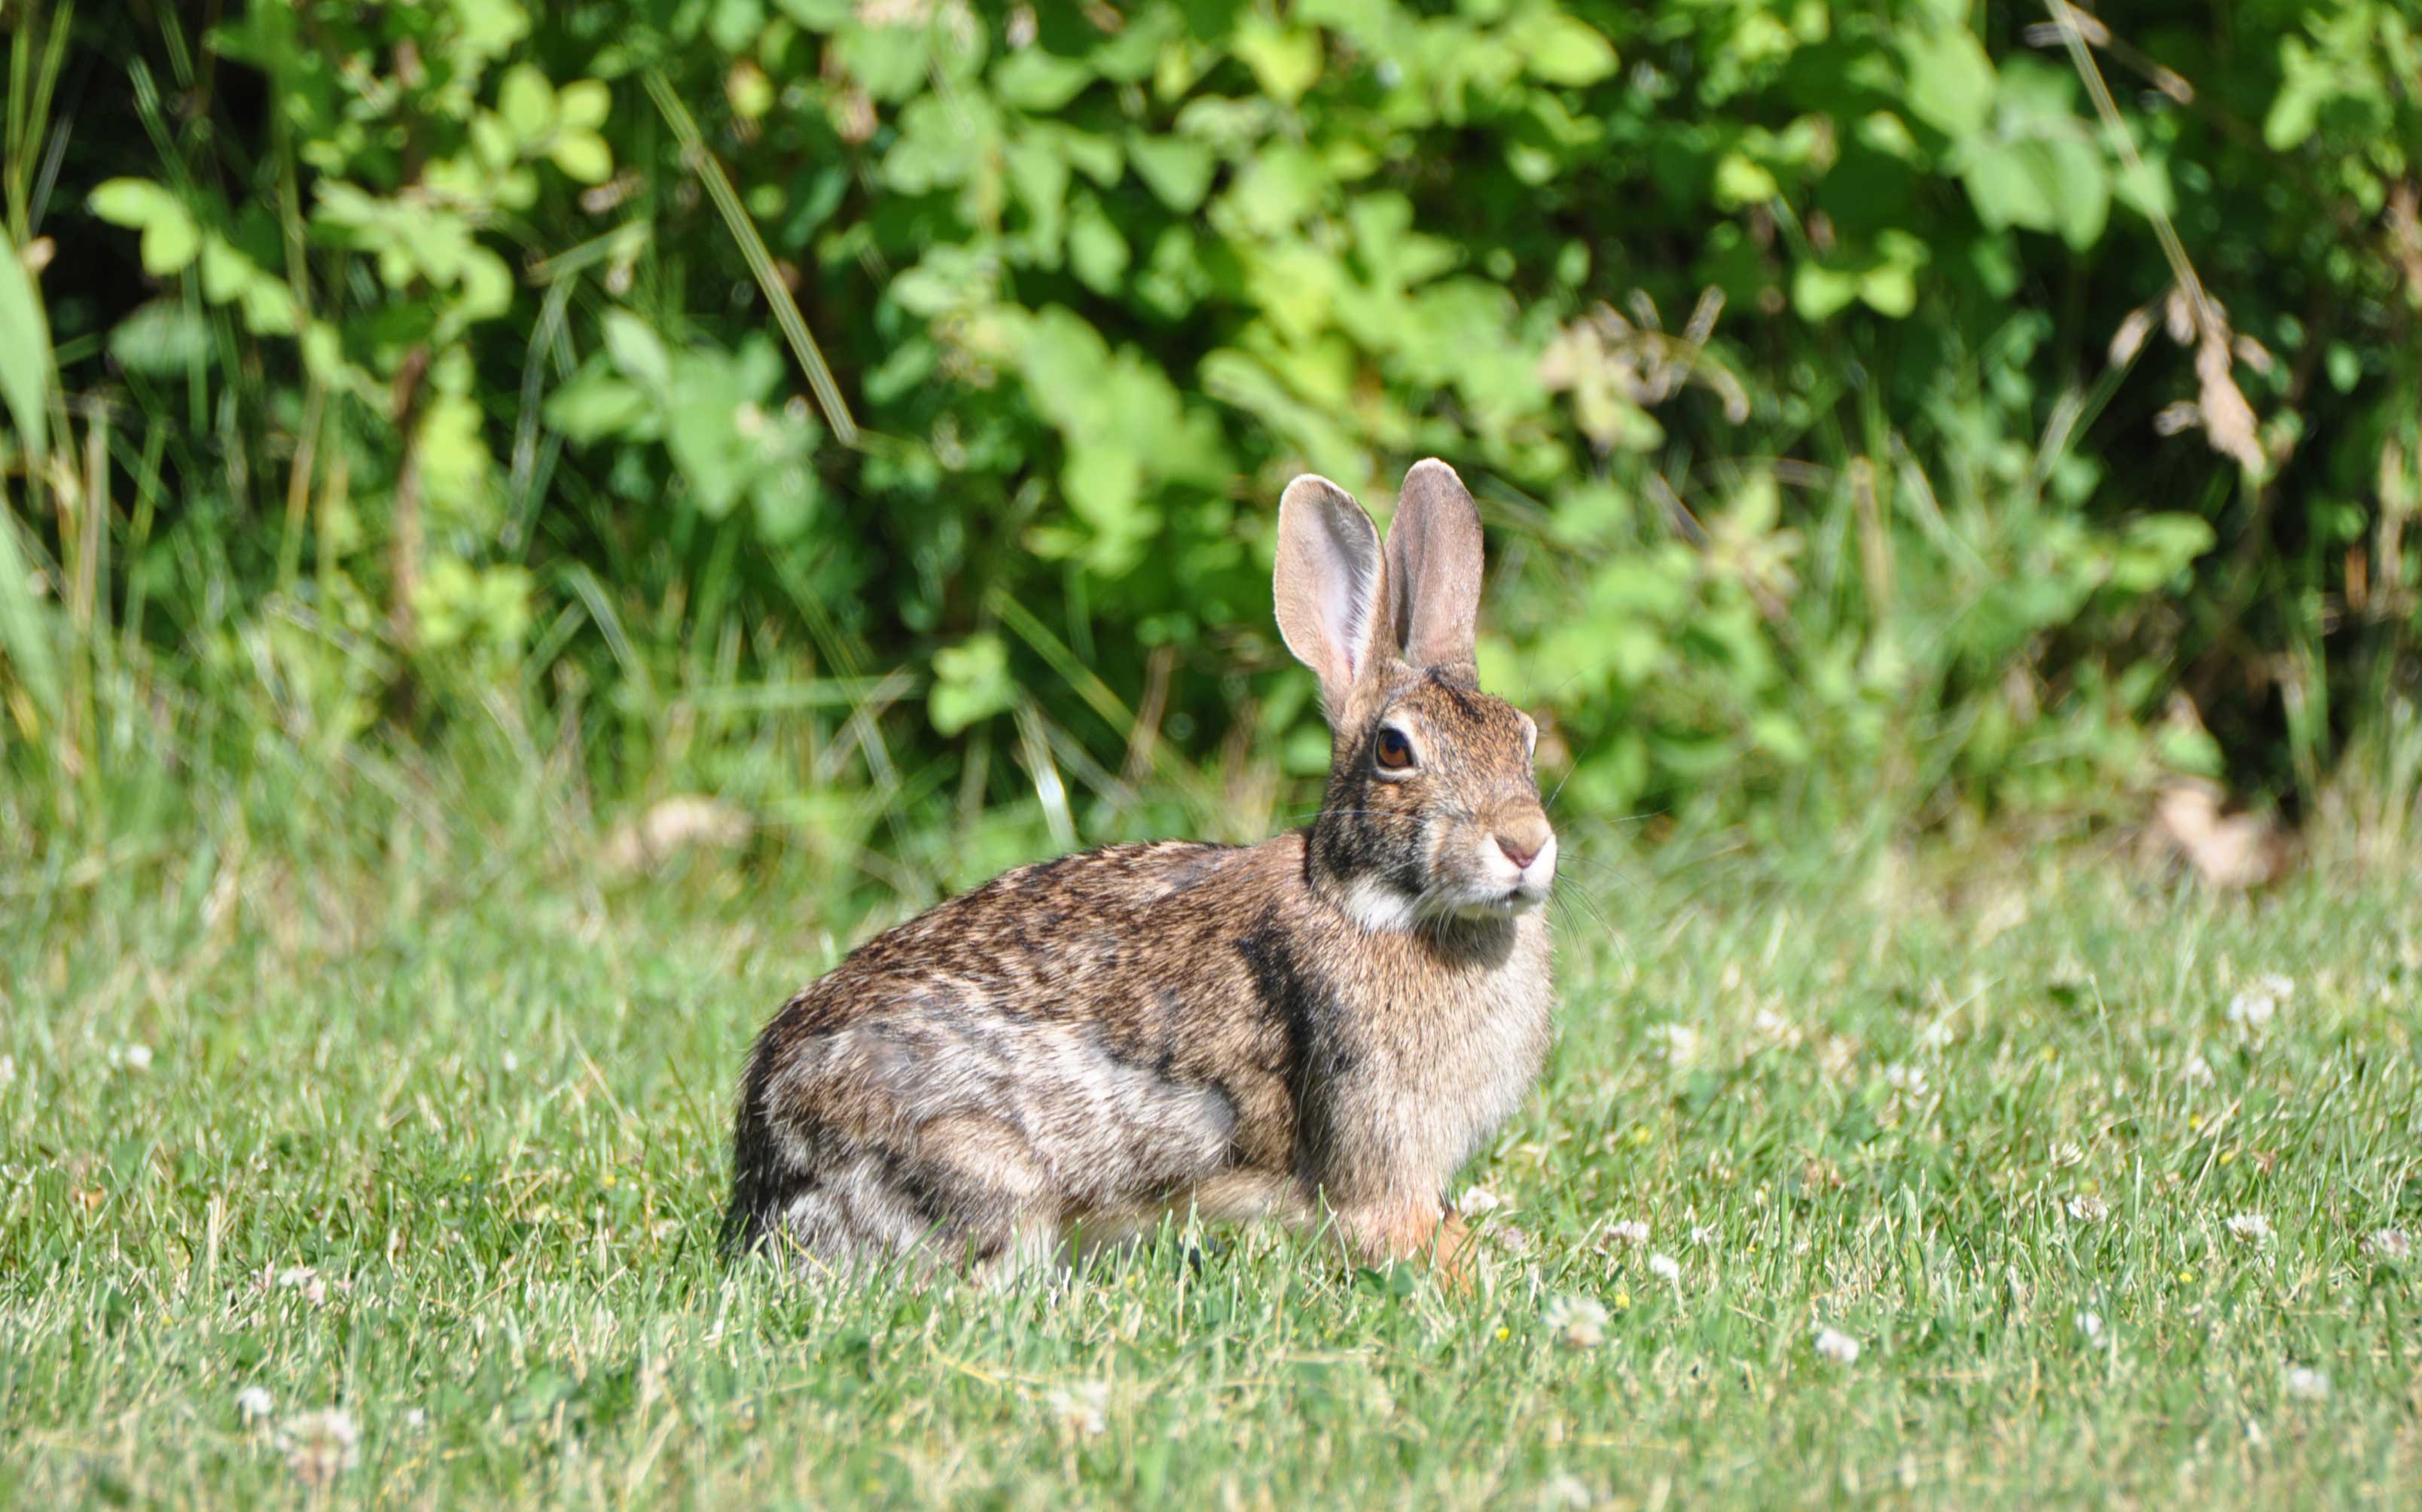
1275, 474, 1389, 711
1387, 459, 1484, 672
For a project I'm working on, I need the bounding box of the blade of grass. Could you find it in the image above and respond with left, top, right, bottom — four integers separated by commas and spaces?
0, 476, 63, 731
0, 228, 53, 461
988, 585, 1220, 817
642, 69, 858, 450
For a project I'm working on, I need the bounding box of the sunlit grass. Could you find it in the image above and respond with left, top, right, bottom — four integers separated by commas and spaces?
2, 825, 2416, 1506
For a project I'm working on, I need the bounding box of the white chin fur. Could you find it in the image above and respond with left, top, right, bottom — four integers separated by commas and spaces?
1441, 889, 1547, 922
1342, 875, 1545, 932
1340, 876, 1422, 933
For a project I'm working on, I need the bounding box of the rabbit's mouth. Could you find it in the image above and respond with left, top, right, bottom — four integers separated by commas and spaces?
1427, 879, 1551, 923
1435, 830, 1557, 919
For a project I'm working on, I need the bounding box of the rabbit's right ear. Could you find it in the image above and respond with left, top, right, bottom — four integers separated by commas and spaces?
1274, 474, 1389, 713
1386, 458, 1484, 675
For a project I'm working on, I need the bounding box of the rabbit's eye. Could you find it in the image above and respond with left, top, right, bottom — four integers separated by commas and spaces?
1374, 727, 1416, 772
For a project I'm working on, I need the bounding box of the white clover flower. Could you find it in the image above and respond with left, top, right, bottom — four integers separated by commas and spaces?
2076, 1309, 2103, 1341
2182, 1053, 2216, 1088
2225, 974, 2291, 1035
108, 1044, 153, 1072
1600, 1219, 1650, 1249
1543, 1294, 1610, 1349
2283, 1365, 2330, 1401
1046, 1380, 1109, 1438
2064, 1194, 2109, 1224
2224, 1212, 2274, 1246
276, 1409, 360, 1485
1884, 1063, 1930, 1099
1812, 1326, 1860, 1365
403, 1407, 430, 1431
2361, 1227, 2410, 1263
1917, 1018, 1957, 1052
1647, 1251, 1681, 1285
2050, 1141, 2086, 1169
2225, 992, 2274, 1032
1688, 1224, 1718, 1248
1540, 1471, 1594, 1509
501, 1050, 520, 1075
1647, 1023, 1704, 1065
235, 1385, 275, 1424
1457, 1184, 1503, 1217
275, 1266, 328, 1306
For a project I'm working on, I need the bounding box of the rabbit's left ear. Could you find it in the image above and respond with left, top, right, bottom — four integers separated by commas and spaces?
1274, 474, 1390, 712
1386, 459, 1484, 673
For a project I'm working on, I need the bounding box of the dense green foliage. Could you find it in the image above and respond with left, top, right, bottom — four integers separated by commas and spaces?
5, 831, 2418, 1504
3, 0, 2420, 872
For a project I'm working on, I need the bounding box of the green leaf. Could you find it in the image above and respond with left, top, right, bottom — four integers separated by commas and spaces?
1713, 152, 1779, 209
751, 462, 819, 543
1232, 20, 1322, 104
545, 366, 654, 443
671, 410, 749, 518
0, 233, 54, 459
557, 80, 612, 133
499, 63, 556, 143
1005, 137, 1071, 258
1127, 134, 1216, 212
840, 24, 935, 103
1900, 27, 1996, 140
929, 634, 1017, 736
1962, 136, 2108, 249
1038, 123, 1122, 186
601, 310, 673, 397
1858, 261, 1915, 316
197, 236, 249, 303
239, 274, 299, 336
2262, 38, 2325, 151
459, 247, 515, 320
106, 299, 213, 377
87, 176, 175, 228
1792, 262, 1859, 322
141, 212, 200, 276
1508, 12, 1619, 87
2110, 513, 2216, 592
550, 130, 614, 184
993, 49, 1092, 112
1067, 197, 1130, 292
90, 178, 203, 276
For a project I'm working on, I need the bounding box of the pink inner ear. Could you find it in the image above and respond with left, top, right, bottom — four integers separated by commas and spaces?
1324, 559, 1372, 681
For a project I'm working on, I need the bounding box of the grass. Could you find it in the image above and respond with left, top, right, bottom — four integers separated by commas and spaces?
2, 810, 2418, 1507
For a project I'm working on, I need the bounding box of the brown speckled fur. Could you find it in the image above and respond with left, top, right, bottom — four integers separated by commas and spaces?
724, 461, 1557, 1281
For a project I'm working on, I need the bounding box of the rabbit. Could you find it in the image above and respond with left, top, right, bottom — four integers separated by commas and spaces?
723, 459, 1557, 1284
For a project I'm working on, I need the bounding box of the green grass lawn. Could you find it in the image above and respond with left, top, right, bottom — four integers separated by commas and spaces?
3, 828, 2417, 1507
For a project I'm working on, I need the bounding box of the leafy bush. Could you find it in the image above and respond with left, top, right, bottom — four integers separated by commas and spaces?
4, 0, 2417, 873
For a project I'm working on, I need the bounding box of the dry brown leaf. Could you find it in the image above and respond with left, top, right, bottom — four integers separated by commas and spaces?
2153, 780, 2294, 889
602, 795, 752, 876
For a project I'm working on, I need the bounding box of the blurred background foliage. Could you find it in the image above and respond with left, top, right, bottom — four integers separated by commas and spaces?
2, 0, 2418, 905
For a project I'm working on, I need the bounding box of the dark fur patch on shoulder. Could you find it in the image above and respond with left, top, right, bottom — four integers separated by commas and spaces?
1235, 909, 1348, 1183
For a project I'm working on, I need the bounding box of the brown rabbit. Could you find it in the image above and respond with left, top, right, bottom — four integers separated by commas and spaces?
723, 460, 1557, 1282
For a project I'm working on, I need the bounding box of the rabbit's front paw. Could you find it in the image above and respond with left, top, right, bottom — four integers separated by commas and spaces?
1341, 1199, 1476, 1294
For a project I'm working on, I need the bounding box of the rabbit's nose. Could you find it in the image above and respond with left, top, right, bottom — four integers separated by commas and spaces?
1496, 835, 1540, 870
